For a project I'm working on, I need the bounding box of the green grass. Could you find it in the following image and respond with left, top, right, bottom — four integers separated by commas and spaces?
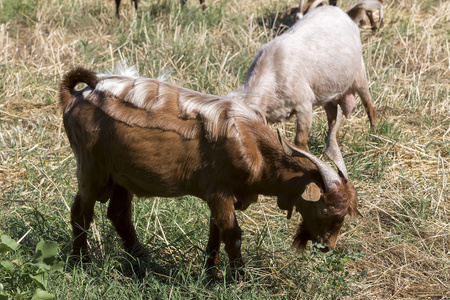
1, 0, 449, 298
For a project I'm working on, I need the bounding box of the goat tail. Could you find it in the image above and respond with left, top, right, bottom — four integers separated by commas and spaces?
59, 67, 98, 112
346, 0, 383, 27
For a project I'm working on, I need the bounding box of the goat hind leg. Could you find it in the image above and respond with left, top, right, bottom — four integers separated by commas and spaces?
107, 184, 145, 258
71, 193, 96, 261
353, 63, 377, 131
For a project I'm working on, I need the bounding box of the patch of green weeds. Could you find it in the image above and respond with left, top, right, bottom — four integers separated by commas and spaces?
302, 244, 367, 299
0, 0, 39, 25
0, 234, 64, 299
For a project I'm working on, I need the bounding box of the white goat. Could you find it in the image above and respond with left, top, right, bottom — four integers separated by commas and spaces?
230, 6, 377, 149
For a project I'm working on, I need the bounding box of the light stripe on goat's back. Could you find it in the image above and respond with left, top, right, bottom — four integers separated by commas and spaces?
89, 72, 262, 141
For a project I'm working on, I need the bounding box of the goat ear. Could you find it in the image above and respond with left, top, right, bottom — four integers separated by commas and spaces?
301, 182, 322, 202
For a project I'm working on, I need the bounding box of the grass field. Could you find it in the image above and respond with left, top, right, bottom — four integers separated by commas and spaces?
0, 0, 449, 298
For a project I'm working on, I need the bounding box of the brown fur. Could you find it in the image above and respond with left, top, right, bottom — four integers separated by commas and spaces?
60, 67, 358, 274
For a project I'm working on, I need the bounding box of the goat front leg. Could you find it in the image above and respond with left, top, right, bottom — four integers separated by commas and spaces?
205, 216, 222, 277
199, 0, 206, 11
294, 105, 313, 149
107, 184, 145, 258
207, 191, 244, 277
324, 102, 339, 143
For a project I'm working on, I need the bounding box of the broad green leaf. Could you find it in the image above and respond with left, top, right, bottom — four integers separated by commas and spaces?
0, 235, 19, 253
29, 272, 48, 289
33, 261, 52, 272
32, 289, 55, 300
0, 294, 9, 300
0, 260, 15, 271
49, 261, 64, 273
32, 240, 58, 265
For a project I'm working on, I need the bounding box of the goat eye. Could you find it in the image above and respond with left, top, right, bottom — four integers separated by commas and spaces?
321, 208, 328, 215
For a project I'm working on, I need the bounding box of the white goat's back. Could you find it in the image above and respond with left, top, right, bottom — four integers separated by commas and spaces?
243, 6, 362, 114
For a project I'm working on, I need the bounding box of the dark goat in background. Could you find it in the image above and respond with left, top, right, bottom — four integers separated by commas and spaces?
114, 0, 206, 18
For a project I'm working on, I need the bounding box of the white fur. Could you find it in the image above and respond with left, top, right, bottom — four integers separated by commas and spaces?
229, 6, 375, 146
87, 63, 262, 140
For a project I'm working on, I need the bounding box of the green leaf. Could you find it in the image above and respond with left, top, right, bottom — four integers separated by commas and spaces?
0, 294, 9, 300
32, 240, 58, 265
49, 261, 64, 273
32, 289, 55, 300
0, 260, 15, 271
0, 235, 19, 253
29, 272, 48, 289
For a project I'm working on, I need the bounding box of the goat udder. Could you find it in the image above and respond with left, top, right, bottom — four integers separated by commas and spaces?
339, 91, 356, 118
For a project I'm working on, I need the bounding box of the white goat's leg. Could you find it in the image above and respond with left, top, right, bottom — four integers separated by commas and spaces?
294, 104, 313, 149
324, 102, 339, 142
353, 61, 377, 131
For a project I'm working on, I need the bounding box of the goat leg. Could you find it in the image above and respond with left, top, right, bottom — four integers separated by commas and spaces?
221, 216, 244, 277
294, 105, 313, 149
71, 193, 96, 262
115, 0, 121, 18
199, 0, 206, 11
324, 102, 339, 144
205, 216, 222, 278
208, 192, 244, 277
366, 11, 377, 30
107, 184, 146, 258
352, 66, 377, 132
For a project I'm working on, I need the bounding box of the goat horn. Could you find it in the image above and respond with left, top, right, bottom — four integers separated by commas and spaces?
277, 129, 341, 192
324, 104, 349, 181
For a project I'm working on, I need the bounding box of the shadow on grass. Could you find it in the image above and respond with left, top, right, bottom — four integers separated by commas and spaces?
256, 11, 295, 36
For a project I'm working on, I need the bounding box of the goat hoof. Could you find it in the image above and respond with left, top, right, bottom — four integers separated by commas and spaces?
68, 252, 90, 267
127, 244, 148, 259
206, 266, 223, 280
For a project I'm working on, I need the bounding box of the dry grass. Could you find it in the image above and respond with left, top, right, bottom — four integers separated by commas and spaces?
0, 0, 449, 298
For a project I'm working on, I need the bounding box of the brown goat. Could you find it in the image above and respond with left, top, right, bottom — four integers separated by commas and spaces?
114, 0, 206, 19
59, 66, 358, 275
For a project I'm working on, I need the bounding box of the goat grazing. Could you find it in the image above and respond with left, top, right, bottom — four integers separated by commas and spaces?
230, 6, 377, 149
60, 65, 358, 275
283, 0, 384, 30
114, 0, 206, 19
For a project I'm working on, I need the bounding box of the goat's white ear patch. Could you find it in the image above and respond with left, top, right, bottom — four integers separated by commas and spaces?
302, 182, 321, 202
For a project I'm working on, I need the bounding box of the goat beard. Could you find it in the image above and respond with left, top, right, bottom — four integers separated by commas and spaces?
292, 221, 310, 250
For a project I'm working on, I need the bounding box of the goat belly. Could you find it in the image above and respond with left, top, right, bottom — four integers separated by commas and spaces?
97, 123, 205, 198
